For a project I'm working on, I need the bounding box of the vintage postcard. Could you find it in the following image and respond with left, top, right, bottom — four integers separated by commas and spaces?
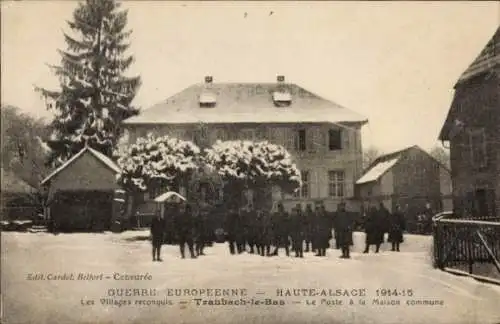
1, 1, 499, 323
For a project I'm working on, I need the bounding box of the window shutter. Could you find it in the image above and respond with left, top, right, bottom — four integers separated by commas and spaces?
342, 129, 349, 150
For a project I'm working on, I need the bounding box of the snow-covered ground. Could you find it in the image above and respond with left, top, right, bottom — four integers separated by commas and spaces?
2, 231, 499, 324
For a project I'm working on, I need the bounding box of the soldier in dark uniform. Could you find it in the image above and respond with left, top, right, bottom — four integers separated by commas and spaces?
245, 207, 258, 254
150, 210, 164, 262
363, 203, 387, 253
236, 208, 246, 254
225, 207, 239, 255
254, 210, 264, 256
194, 209, 210, 256
271, 203, 290, 257
262, 210, 273, 256
175, 204, 196, 259
314, 202, 331, 257
334, 202, 354, 258
388, 204, 406, 252
332, 206, 340, 249
304, 204, 314, 252
290, 204, 305, 258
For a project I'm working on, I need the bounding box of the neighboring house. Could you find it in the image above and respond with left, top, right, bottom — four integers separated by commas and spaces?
122, 76, 368, 212
40, 146, 121, 231
438, 26, 500, 219
356, 145, 452, 219
1, 168, 38, 220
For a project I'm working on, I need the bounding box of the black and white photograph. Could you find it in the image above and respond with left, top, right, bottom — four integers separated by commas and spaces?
1, 1, 499, 323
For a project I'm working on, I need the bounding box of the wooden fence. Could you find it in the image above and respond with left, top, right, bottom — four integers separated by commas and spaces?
433, 212, 500, 284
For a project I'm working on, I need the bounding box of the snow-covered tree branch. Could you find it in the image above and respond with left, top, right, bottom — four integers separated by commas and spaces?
204, 140, 302, 208
115, 134, 201, 194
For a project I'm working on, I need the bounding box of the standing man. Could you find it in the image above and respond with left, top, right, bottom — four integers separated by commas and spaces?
388, 204, 406, 252
363, 203, 386, 253
194, 208, 209, 256
262, 209, 273, 257
314, 201, 330, 257
245, 207, 258, 254
271, 203, 291, 257
290, 203, 305, 258
150, 210, 164, 262
334, 202, 353, 259
176, 203, 197, 259
225, 206, 240, 255
304, 204, 314, 253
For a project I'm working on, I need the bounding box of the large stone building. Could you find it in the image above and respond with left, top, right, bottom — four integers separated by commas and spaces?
122, 76, 368, 211
438, 27, 499, 219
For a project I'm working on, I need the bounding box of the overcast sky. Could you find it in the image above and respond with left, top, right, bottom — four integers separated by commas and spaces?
1, 1, 499, 153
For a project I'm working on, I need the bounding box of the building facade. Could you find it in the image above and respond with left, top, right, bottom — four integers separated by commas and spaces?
356, 145, 453, 219
438, 27, 500, 219
122, 76, 368, 212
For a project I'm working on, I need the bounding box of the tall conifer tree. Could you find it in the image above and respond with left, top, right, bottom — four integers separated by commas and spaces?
36, 0, 141, 167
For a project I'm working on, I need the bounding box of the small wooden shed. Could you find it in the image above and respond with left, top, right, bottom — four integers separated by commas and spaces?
41, 146, 121, 232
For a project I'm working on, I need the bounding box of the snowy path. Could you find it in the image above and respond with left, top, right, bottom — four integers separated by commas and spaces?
2, 232, 500, 324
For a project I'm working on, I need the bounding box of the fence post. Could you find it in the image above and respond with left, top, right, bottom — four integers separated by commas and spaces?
433, 219, 442, 269
467, 227, 473, 274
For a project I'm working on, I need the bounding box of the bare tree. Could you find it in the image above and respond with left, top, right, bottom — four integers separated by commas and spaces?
363, 146, 383, 170
1, 105, 51, 188
429, 146, 451, 169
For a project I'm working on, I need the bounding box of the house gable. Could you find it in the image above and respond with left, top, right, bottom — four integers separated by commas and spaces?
43, 149, 121, 195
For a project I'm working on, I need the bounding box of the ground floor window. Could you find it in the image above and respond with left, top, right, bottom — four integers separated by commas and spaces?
328, 170, 345, 198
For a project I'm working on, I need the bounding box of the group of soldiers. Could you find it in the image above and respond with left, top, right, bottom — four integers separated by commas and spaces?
224, 201, 353, 258
150, 200, 407, 262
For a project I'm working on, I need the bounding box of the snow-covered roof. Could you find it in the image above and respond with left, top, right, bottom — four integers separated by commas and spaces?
154, 191, 186, 203
123, 82, 368, 125
356, 157, 399, 185
41, 146, 121, 185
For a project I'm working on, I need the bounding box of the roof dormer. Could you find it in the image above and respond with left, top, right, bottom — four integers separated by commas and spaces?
273, 75, 292, 107
199, 76, 216, 108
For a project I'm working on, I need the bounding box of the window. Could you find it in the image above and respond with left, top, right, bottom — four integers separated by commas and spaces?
240, 129, 255, 141
269, 128, 285, 146
328, 170, 345, 198
293, 170, 310, 199
295, 129, 307, 151
469, 128, 487, 168
213, 129, 226, 142
328, 129, 342, 150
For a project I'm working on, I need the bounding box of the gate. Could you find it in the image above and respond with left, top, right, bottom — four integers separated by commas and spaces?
433, 212, 500, 283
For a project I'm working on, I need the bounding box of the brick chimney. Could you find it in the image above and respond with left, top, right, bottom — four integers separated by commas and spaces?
277, 75, 285, 83
205, 76, 213, 84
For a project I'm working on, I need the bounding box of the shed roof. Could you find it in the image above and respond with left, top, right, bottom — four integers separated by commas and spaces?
1, 168, 36, 194
41, 146, 121, 185
123, 82, 367, 125
356, 157, 400, 185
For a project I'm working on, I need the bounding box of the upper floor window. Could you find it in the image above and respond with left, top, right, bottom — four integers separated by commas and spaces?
328, 170, 345, 198
293, 170, 310, 199
295, 129, 307, 151
469, 128, 487, 168
328, 129, 342, 150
